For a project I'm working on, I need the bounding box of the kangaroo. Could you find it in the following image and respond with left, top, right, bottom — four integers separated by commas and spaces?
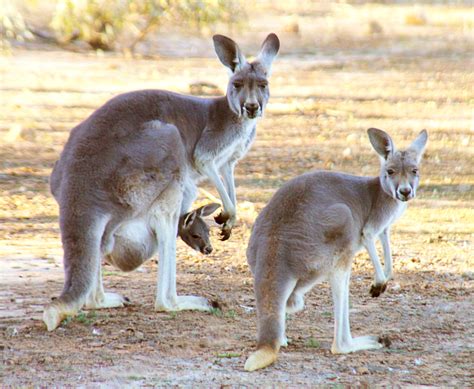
43, 33, 279, 331
105, 203, 220, 272
244, 128, 428, 371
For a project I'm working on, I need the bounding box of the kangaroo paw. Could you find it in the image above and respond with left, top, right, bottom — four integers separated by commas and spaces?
244, 346, 278, 372
370, 282, 387, 298
43, 302, 78, 332
219, 227, 232, 241
214, 212, 230, 225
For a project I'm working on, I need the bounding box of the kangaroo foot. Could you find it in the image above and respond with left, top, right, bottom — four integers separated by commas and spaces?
370, 282, 387, 297
244, 346, 278, 372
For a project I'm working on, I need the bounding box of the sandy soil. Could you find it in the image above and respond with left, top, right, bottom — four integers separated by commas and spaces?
1, 2, 473, 386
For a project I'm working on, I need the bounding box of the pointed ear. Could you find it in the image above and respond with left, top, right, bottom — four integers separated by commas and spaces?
367, 128, 395, 160
197, 203, 220, 217
255, 33, 280, 76
213, 35, 247, 73
182, 211, 196, 229
408, 129, 428, 161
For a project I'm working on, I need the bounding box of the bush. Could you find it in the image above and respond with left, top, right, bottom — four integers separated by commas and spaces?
0, 1, 34, 51
50, 0, 244, 51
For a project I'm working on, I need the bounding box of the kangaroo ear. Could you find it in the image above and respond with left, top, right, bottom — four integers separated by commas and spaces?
256, 33, 280, 76
197, 203, 220, 217
408, 129, 428, 162
182, 211, 197, 229
213, 35, 247, 73
368, 128, 395, 160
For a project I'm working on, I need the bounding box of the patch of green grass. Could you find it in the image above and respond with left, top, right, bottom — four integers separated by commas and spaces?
306, 337, 321, 348
127, 375, 144, 381
216, 352, 241, 358
385, 349, 406, 354
76, 311, 97, 324
62, 311, 98, 327
209, 308, 238, 319
163, 311, 178, 320
210, 307, 223, 317
103, 270, 122, 276
225, 309, 237, 319
322, 311, 332, 318
61, 316, 73, 326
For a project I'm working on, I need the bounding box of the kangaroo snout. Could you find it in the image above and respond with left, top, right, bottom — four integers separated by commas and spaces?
244, 102, 260, 118
203, 245, 213, 255
397, 187, 412, 201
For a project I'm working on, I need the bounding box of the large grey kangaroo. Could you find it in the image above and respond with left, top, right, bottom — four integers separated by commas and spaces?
43, 33, 280, 331
244, 128, 428, 371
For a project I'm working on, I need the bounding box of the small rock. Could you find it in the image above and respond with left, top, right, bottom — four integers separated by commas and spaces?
414, 358, 423, 366
368, 20, 383, 35
189, 82, 222, 96
462, 271, 474, 280
378, 335, 392, 348
6, 327, 18, 337
283, 20, 300, 35
357, 366, 370, 375
43, 356, 54, 364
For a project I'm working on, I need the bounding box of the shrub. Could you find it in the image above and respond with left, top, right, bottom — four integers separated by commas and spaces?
50, 0, 244, 51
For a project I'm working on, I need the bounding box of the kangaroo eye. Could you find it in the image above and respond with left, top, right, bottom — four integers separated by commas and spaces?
191, 234, 200, 239
232, 82, 243, 89
258, 82, 268, 89
387, 169, 395, 176
412, 168, 419, 175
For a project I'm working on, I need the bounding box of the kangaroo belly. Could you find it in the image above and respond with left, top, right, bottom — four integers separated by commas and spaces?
106, 220, 157, 272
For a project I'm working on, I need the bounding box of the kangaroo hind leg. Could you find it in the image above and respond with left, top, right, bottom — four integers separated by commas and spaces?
43, 213, 108, 331
330, 266, 383, 354
245, 268, 297, 371
153, 197, 211, 312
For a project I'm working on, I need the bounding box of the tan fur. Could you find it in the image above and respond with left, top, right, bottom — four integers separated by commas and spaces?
244, 345, 278, 372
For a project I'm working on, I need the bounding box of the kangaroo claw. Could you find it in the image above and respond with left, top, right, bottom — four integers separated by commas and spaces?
370, 282, 387, 298
219, 228, 231, 241
214, 212, 230, 225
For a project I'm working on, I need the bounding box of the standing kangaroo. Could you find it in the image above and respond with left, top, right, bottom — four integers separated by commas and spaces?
43, 33, 280, 331
244, 128, 428, 371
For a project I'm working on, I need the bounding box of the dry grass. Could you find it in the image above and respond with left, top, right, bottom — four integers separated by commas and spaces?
1, 2, 473, 386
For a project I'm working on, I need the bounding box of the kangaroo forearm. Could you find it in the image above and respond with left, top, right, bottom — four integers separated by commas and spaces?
363, 238, 387, 285
380, 230, 393, 279
197, 163, 236, 216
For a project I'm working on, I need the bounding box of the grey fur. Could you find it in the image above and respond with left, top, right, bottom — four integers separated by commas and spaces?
43, 33, 280, 331
244, 129, 428, 371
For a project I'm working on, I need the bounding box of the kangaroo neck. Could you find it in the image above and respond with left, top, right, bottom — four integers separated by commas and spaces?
207, 95, 247, 125
364, 176, 405, 230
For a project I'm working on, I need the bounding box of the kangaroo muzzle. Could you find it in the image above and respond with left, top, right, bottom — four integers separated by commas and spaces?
243, 102, 260, 118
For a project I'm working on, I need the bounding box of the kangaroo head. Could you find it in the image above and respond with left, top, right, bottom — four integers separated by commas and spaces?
368, 128, 428, 202
178, 203, 220, 254
213, 33, 280, 119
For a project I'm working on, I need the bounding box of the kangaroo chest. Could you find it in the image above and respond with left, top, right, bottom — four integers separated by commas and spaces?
215, 121, 256, 168
192, 119, 257, 178
361, 202, 407, 240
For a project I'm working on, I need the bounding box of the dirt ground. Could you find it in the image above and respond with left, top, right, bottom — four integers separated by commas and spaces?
1, 2, 473, 387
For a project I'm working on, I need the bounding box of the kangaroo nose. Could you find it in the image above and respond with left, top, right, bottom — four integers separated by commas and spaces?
204, 246, 213, 254
399, 188, 412, 198
244, 103, 259, 117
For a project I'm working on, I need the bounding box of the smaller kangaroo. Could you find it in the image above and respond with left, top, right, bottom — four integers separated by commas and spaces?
105, 203, 220, 273
244, 128, 428, 371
